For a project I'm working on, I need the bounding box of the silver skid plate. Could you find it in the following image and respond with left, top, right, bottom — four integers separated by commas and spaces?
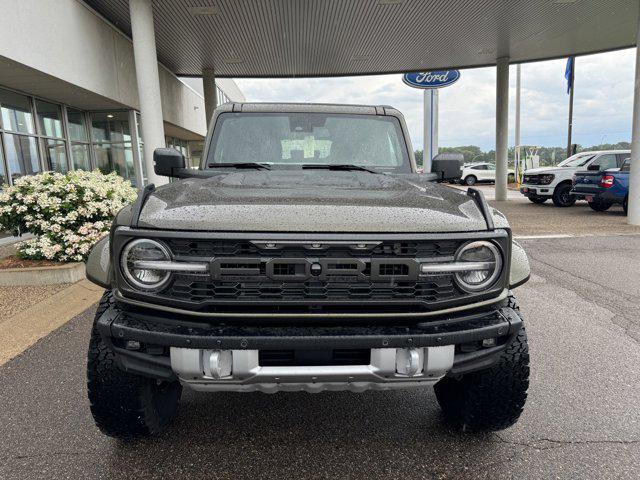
170, 346, 454, 393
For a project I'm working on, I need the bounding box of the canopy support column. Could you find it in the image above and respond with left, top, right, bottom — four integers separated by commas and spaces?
628, 18, 640, 225
129, 0, 166, 185
203, 68, 217, 128
495, 57, 510, 201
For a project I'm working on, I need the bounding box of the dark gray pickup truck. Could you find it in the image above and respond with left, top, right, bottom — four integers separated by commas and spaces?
85, 103, 531, 438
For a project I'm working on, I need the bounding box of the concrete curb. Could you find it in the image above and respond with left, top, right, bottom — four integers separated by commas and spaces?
0, 262, 86, 286
0, 234, 34, 247
0, 279, 103, 366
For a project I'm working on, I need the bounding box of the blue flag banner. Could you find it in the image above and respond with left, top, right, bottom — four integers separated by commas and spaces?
565, 57, 574, 94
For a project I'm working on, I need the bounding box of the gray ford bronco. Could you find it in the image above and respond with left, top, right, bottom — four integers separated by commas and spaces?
85, 103, 531, 438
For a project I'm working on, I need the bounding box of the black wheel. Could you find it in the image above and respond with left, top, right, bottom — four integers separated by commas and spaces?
87, 291, 182, 439
588, 200, 612, 212
552, 183, 576, 207
623, 196, 628, 215
464, 175, 477, 186
528, 196, 547, 204
434, 294, 529, 432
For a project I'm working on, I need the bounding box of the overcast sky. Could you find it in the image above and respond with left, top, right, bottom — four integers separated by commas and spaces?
185, 48, 636, 152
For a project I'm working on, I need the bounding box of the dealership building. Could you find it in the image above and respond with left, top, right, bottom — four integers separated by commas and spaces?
0, 0, 244, 189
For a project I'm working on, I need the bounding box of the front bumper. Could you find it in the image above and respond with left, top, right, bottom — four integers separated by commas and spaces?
96, 300, 523, 392
520, 185, 553, 197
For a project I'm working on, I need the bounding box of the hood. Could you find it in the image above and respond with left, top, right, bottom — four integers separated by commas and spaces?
524, 167, 568, 175
137, 170, 488, 233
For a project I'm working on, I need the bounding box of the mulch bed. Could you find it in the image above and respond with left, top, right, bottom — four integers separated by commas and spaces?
0, 256, 66, 270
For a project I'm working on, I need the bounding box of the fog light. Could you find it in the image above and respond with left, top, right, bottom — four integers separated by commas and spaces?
396, 348, 424, 376
482, 338, 497, 347
204, 350, 233, 379
125, 340, 141, 350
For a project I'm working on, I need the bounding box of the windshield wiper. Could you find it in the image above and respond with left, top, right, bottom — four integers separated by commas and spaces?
301, 164, 380, 174
207, 162, 271, 170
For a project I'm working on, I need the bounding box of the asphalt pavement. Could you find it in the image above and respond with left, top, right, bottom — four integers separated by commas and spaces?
1, 234, 639, 479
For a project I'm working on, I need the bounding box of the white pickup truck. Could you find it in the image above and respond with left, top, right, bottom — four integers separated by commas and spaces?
519, 150, 630, 207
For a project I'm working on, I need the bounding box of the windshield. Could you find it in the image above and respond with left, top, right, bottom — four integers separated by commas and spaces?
206, 112, 411, 172
561, 153, 596, 167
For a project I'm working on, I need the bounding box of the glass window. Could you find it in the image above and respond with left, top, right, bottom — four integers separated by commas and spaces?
188, 140, 204, 168
592, 154, 617, 170
617, 154, 630, 166
208, 113, 411, 172
135, 112, 146, 181
42, 138, 68, 173
67, 108, 88, 142
71, 143, 91, 171
0, 89, 35, 134
621, 159, 631, 172
35, 100, 63, 138
4, 134, 40, 182
91, 112, 131, 143
94, 143, 135, 180
0, 136, 6, 185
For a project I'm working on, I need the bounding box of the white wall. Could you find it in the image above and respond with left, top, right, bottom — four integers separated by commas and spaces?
0, 0, 246, 137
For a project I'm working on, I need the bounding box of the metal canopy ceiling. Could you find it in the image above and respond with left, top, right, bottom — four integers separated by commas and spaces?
84, 0, 639, 78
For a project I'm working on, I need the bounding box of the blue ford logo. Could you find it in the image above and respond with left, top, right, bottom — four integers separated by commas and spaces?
402, 70, 461, 89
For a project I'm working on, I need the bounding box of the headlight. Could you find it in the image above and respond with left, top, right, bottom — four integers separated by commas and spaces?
453, 241, 502, 292
120, 239, 171, 290
539, 174, 555, 185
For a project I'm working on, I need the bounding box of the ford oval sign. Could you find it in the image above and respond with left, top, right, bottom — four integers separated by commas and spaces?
403, 70, 461, 89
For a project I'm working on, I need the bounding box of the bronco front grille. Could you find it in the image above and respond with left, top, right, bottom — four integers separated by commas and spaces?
114, 232, 510, 314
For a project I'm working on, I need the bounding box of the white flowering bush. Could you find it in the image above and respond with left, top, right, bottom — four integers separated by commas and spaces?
0, 170, 137, 262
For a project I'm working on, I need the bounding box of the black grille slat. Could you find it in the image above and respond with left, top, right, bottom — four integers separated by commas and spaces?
166, 239, 459, 259
164, 277, 456, 303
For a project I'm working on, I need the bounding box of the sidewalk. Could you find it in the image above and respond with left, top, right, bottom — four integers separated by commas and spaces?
0, 279, 103, 367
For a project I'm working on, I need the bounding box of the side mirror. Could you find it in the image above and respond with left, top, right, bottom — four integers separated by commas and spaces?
154, 148, 186, 177
587, 164, 600, 171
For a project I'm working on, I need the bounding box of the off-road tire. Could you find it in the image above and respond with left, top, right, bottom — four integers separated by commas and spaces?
464, 175, 477, 186
588, 200, 612, 212
528, 196, 547, 204
552, 183, 576, 207
434, 294, 529, 432
623, 196, 628, 215
87, 291, 182, 439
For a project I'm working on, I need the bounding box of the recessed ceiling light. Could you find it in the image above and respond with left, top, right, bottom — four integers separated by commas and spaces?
107, 114, 114, 118
188, 6, 218, 16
